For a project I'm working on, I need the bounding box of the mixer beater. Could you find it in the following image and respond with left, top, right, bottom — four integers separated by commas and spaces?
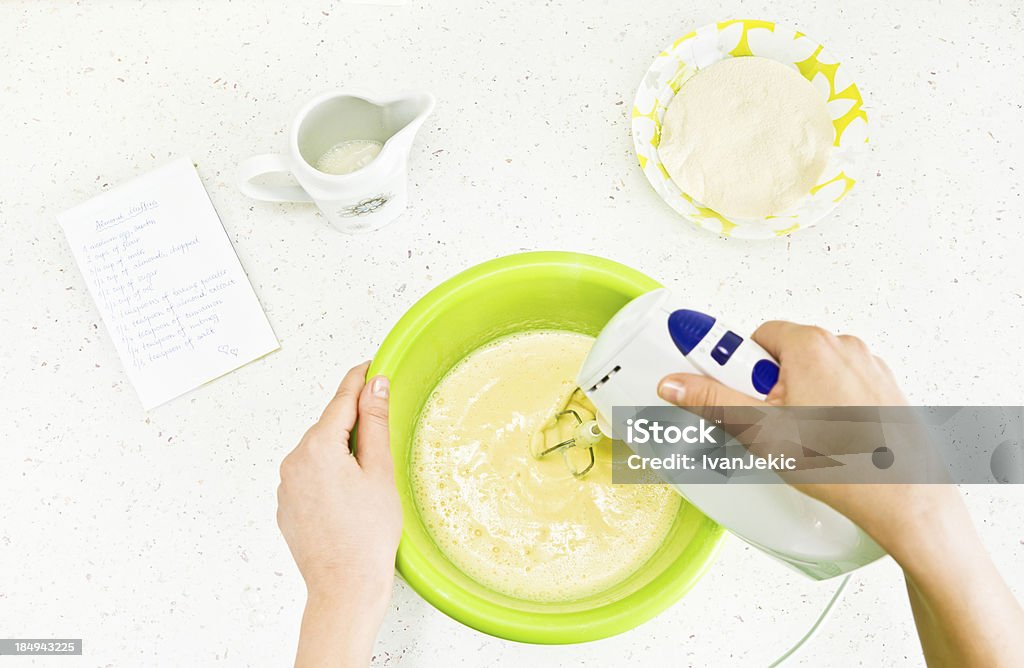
531, 389, 604, 477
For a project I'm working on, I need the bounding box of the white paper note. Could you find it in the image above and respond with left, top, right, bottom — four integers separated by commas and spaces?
59, 157, 279, 409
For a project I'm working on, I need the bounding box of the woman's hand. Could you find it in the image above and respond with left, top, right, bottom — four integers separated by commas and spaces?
656, 320, 940, 550
658, 322, 1024, 667
658, 320, 908, 407
277, 362, 402, 668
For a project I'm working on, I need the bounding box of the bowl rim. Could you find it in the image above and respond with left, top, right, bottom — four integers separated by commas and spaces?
370, 251, 726, 644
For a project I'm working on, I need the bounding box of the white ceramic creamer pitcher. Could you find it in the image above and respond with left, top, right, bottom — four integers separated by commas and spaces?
237, 90, 435, 233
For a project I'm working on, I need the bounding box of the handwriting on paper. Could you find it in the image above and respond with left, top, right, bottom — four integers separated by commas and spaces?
59, 157, 279, 409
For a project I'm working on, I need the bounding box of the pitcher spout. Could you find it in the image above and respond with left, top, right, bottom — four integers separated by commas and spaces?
380, 91, 436, 158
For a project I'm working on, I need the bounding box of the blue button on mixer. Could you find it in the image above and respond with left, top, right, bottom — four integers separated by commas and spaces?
667, 309, 715, 355
751, 359, 780, 395
710, 331, 743, 365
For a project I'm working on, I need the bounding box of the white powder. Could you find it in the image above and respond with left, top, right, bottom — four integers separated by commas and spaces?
659, 56, 834, 219
314, 139, 383, 175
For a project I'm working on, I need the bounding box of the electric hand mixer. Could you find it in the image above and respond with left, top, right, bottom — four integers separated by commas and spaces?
537, 288, 886, 580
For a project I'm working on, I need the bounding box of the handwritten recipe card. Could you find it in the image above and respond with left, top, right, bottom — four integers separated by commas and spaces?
59, 157, 279, 409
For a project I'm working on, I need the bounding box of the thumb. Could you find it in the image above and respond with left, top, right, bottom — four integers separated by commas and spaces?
659, 374, 793, 464
658, 373, 764, 419
354, 374, 393, 477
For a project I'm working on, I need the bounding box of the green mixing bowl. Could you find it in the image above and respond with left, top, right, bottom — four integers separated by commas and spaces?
369, 251, 724, 644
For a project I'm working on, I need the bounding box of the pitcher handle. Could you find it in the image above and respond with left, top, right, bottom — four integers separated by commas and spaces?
237, 154, 313, 203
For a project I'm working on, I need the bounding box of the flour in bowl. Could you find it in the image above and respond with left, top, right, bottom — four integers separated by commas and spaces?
658, 56, 833, 219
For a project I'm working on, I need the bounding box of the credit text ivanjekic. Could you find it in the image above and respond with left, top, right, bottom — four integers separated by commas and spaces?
623, 418, 797, 472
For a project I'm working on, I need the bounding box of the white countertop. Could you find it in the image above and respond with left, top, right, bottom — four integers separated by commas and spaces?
2, 1, 1022, 666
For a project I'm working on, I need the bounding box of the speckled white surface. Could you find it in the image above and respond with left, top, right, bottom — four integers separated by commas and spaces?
1, 1, 1022, 666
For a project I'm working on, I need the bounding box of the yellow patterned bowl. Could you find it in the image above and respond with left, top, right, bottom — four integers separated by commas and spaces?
632, 19, 868, 239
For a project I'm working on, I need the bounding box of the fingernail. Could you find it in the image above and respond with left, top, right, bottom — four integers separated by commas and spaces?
658, 378, 686, 404
371, 376, 389, 399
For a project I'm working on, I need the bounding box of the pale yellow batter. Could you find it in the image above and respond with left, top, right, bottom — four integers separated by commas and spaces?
411, 330, 681, 602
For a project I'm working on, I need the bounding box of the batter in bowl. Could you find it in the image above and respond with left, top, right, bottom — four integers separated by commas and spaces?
411, 330, 680, 602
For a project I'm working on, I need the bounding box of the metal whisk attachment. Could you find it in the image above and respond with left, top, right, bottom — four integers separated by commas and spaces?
535, 408, 603, 478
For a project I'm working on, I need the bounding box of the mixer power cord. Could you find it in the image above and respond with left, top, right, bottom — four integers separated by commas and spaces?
768, 574, 853, 667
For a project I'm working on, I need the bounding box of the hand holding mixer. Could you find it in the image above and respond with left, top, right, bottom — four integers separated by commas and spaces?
535, 288, 886, 580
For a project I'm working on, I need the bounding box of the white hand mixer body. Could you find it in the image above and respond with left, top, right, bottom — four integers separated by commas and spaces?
576, 288, 885, 580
